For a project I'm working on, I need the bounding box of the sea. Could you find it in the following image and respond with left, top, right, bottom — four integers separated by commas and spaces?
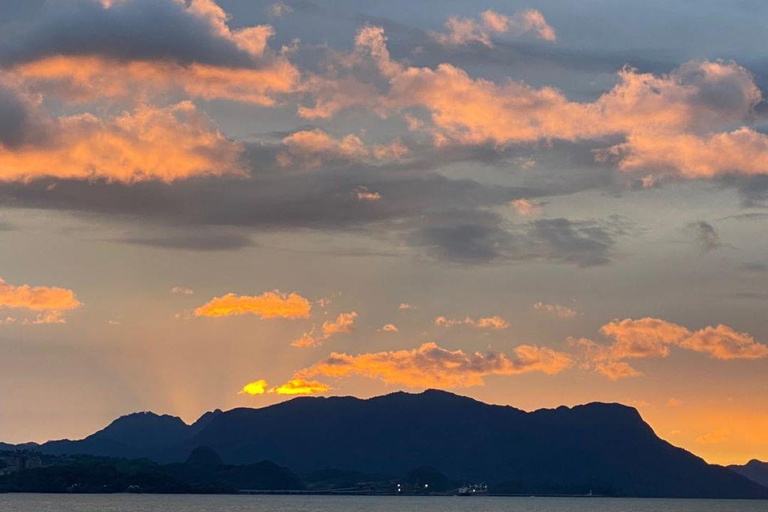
0, 495, 766, 512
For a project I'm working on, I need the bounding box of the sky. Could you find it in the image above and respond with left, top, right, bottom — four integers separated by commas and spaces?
1, 0, 768, 466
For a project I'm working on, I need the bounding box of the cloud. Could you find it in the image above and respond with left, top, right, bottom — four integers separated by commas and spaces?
399, 303, 415, 310
510, 198, 542, 216
270, 2, 293, 18
679, 324, 768, 360
695, 429, 729, 445
171, 287, 194, 296
534, 302, 577, 318
430, 9, 556, 48
291, 311, 358, 348
322, 311, 357, 336
239, 377, 329, 396
277, 129, 407, 169
23, 310, 67, 325
296, 342, 572, 388
434, 315, 509, 329
0, 276, 81, 312
576, 317, 768, 379
194, 290, 311, 319
308, 28, 768, 180
269, 378, 330, 395
239, 379, 269, 395
380, 323, 398, 332
412, 210, 629, 266
0, 94, 245, 183
685, 221, 723, 253
291, 330, 320, 348
2, 0, 299, 106
354, 186, 381, 202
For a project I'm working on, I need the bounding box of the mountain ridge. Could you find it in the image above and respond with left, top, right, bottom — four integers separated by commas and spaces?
3, 389, 767, 498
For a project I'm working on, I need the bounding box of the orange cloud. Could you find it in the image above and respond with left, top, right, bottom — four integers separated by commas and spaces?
354, 186, 381, 202
510, 198, 542, 216
194, 290, 311, 319
307, 29, 768, 180
14, 55, 299, 107
380, 323, 398, 332
434, 315, 509, 329
269, 378, 330, 395
430, 9, 556, 47
0, 101, 244, 183
576, 318, 768, 379
679, 324, 768, 360
291, 311, 358, 348
296, 341, 572, 388
277, 129, 406, 168
0, 277, 81, 312
322, 311, 357, 336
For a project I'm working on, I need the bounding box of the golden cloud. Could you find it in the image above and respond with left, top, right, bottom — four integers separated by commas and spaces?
239, 378, 329, 396
296, 341, 572, 388
0, 277, 81, 312
0, 101, 244, 183
194, 290, 311, 319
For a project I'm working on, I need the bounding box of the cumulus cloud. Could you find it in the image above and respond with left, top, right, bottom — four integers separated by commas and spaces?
0, 277, 81, 312
434, 315, 509, 329
0, 276, 81, 325
291, 311, 357, 348
2, 0, 299, 106
354, 186, 381, 202
430, 9, 556, 47
380, 323, 398, 332
534, 302, 577, 318
510, 198, 542, 216
295, 341, 572, 388
575, 317, 768, 379
239, 378, 329, 395
306, 28, 768, 180
0, 93, 245, 183
277, 129, 407, 169
322, 311, 357, 336
194, 290, 311, 319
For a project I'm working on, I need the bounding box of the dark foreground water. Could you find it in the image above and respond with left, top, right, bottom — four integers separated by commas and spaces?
0, 495, 766, 512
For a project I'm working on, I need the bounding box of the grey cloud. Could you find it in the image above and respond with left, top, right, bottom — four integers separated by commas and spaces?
685, 220, 723, 253
408, 211, 630, 267
0, 0, 262, 68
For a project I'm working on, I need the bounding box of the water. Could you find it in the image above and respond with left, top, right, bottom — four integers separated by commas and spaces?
0, 495, 765, 512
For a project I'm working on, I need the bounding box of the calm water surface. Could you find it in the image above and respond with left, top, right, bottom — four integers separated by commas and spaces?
0, 495, 766, 512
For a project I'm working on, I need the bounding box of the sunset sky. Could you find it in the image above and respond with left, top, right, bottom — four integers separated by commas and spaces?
2, 0, 768, 466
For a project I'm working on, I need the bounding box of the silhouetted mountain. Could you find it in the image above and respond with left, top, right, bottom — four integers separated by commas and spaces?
0, 449, 303, 493
6, 390, 768, 498
403, 466, 456, 492
730, 460, 768, 488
